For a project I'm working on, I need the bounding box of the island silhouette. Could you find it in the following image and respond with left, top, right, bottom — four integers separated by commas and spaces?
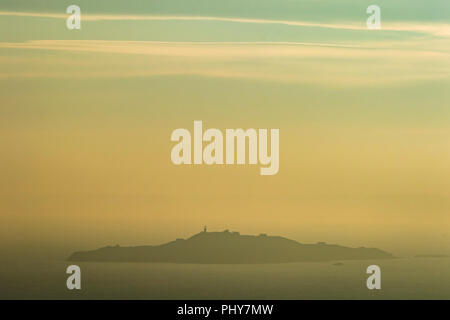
68, 229, 393, 264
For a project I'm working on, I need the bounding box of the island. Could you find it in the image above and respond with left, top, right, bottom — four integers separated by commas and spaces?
68, 229, 394, 264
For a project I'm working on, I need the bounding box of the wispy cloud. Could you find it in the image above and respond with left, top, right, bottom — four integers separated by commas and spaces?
1, 11, 449, 37
0, 40, 448, 59
0, 40, 448, 86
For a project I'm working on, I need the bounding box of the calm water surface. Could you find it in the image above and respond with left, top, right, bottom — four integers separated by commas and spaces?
1, 258, 449, 299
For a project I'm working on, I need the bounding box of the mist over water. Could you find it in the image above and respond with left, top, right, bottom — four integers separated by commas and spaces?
1, 258, 449, 299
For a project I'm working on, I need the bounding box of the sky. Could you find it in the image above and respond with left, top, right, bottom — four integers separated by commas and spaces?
0, 0, 449, 259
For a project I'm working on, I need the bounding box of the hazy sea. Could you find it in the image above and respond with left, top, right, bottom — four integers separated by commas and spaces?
1, 258, 449, 299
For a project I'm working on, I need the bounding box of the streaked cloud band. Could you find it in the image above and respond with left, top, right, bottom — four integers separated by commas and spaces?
1, 11, 449, 37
